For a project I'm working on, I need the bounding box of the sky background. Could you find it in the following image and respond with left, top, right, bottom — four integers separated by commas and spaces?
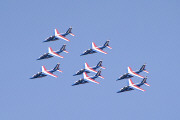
0, 0, 180, 120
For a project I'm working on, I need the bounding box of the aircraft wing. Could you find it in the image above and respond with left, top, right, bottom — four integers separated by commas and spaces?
48, 47, 64, 58
42, 66, 58, 78
55, 29, 70, 42
92, 42, 107, 54
129, 79, 145, 92
85, 63, 97, 73
56, 34, 70, 42
83, 72, 99, 84
128, 67, 144, 78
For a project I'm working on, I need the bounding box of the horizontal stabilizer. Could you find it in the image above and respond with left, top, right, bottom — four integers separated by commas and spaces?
57, 70, 63, 73
143, 70, 149, 73
144, 83, 150, 86
69, 33, 75, 36
100, 66, 106, 69
63, 50, 69, 53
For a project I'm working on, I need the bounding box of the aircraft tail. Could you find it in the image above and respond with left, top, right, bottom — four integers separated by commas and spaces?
141, 76, 150, 86
53, 63, 63, 72
139, 64, 149, 73
95, 69, 104, 79
66, 27, 75, 36
96, 60, 105, 69
60, 44, 69, 53
103, 40, 112, 49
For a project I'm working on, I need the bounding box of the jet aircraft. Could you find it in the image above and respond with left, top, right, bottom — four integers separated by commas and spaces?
117, 77, 150, 93
73, 60, 105, 76
44, 27, 75, 42
117, 64, 149, 81
30, 63, 62, 79
72, 69, 104, 86
37, 45, 68, 60
80, 40, 112, 56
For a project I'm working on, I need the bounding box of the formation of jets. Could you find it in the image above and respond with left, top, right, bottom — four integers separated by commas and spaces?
30, 27, 151, 94
73, 60, 105, 76
116, 64, 150, 93
31, 27, 75, 79
72, 60, 106, 86
117, 77, 150, 93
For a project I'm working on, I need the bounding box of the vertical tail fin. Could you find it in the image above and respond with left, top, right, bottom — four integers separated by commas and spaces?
96, 60, 105, 69
103, 40, 112, 49
66, 27, 72, 34
60, 44, 69, 53
53, 63, 63, 72
95, 69, 104, 79
141, 76, 150, 86
66, 27, 75, 36
139, 64, 149, 73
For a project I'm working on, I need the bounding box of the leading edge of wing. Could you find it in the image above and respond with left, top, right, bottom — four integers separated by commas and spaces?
48, 47, 64, 58
42, 66, 58, 78
83, 72, 99, 84
92, 42, 107, 54
128, 67, 144, 78
129, 79, 145, 92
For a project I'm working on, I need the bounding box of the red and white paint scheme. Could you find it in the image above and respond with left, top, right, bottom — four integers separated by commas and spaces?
55, 29, 70, 42
99, 75, 104, 79
107, 46, 112, 49
92, 42, 108, 54
42, 66, 58, 78
144, 83, 150, 87
129, 79, 145, 92
143, 70, 149, 74
128, 67, 144, 79
69, 33, 75, 36
63, 50, 69, 53
57, 69, 63, 73
85, 63, 98, 73
100, 66, 106, 69
83, 72, 100, 84
48, 47, 64, 58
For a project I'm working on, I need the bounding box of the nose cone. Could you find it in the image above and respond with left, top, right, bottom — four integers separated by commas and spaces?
73, 74, 77, 76
117, 91, 121, 93
37, 58, 41, 60
30, 77, 34, 79
116, 78, 122, 81
43, 40, 48, 42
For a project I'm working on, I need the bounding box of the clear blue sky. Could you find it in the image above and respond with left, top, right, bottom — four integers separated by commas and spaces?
0, 0, 180, 120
